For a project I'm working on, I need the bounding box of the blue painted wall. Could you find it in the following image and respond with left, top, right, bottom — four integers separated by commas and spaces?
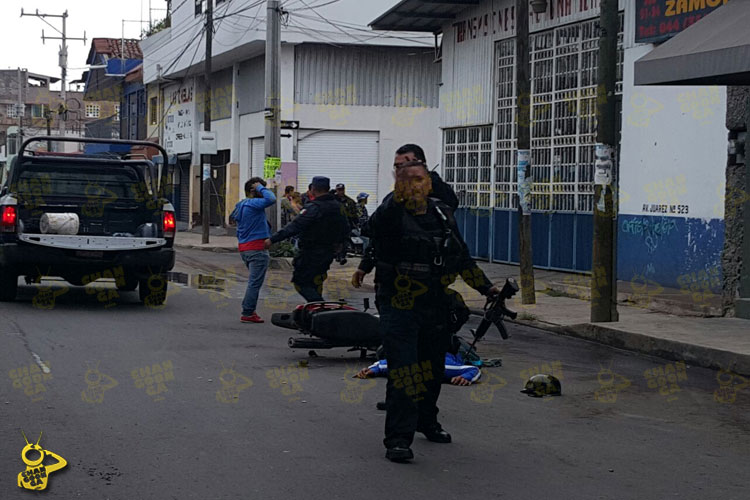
456, 208, 724, 294
617, 214, 724, 293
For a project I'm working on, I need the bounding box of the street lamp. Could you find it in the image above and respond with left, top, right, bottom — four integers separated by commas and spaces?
530, 0, 548, 14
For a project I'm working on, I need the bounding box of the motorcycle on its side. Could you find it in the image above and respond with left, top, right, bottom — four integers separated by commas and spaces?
270, 279, 519, 359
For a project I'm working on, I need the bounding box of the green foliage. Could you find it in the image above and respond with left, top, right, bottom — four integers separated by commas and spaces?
143, 16, 171, 38
269, 240, 298, 258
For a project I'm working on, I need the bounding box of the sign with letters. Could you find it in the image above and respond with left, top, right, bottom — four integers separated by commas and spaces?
635, 0, 729, 44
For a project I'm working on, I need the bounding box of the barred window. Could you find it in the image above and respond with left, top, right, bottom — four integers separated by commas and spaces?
493, 15, 623, 214
444, 125, 493, 209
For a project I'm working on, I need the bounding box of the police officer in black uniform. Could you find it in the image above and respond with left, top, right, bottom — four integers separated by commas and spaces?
353, 150, 499, 463
266, 176, 348, 302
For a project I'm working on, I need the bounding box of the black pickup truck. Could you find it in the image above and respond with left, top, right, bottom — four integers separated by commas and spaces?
0, 137, 176, 305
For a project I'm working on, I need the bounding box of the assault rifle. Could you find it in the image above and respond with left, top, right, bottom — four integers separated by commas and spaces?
469, 278, 520, 349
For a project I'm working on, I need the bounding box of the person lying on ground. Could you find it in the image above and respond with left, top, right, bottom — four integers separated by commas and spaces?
354, 352, 480, 386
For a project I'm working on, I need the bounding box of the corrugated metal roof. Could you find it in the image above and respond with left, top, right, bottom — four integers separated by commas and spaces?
635, 0, 750, 86
370, 0, 479, 33
294, 44, 440, 108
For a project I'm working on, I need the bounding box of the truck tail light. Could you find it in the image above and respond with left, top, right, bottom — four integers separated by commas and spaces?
1, 206, 17, 233
163, 211, 176, 238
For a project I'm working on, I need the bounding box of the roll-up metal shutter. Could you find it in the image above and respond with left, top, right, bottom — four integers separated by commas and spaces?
297, 130, 379, 215
250, 137, 264, 179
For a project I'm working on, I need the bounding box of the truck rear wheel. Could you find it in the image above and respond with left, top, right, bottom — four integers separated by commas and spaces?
139, 273, 168, 306
117, 275, 139, 292
0, 269, 18, 302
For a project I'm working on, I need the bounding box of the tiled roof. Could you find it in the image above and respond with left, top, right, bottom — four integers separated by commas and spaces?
92, 38, 143, 59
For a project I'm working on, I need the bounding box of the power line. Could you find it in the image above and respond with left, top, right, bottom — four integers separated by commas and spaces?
294, 0, 363, 42
285, 0, 343, 12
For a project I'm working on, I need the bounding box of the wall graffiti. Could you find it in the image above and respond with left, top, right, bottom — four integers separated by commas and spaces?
621, 216, 677, 254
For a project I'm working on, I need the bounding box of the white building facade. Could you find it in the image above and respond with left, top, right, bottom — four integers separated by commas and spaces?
374, 0, 728, 293
141, 0, 440, 227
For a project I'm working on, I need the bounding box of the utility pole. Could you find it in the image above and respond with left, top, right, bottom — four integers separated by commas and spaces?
201, 0, 214, 244
265, 0, 282, 233
22, 9, 87, 150
516, 0, 535, 305
591, 0, 619, 322
45, 109, 52, 151
17, 68, 24, 154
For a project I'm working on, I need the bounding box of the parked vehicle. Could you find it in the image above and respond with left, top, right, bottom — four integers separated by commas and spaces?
0, 137, 176, 304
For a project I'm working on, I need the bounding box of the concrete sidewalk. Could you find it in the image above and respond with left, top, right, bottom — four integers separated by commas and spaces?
174, 234, 750, 375
174, 230, 238, 253
461, 262, 750, 376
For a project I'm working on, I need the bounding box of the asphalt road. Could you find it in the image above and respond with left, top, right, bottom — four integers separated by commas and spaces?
1, 248, 748, 500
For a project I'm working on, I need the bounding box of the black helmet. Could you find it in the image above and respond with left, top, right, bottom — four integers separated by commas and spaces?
521, 374, 562, 397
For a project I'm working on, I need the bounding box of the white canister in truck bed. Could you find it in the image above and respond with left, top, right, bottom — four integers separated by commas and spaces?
40, 213, 80, 235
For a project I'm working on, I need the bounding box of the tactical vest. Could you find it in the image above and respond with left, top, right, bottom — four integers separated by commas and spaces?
300, 195, 348, 249
375, 198, 463, 284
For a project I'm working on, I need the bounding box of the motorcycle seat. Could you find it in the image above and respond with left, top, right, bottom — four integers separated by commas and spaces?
309, 310, 381, 347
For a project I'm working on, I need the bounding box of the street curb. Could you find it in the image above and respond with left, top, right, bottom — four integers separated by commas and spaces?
471, 307, 750, 376
174, 242, 237, 254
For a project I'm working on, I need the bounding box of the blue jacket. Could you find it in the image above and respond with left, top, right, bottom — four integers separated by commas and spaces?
230, 187, 277, 245
367, 352, 481, 383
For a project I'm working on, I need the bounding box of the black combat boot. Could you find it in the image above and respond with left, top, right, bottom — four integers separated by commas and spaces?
385, 444, 414, 463
417, 423, 452, 443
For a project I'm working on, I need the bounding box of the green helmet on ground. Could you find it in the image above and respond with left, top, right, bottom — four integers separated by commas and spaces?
521, 374, 562, 397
